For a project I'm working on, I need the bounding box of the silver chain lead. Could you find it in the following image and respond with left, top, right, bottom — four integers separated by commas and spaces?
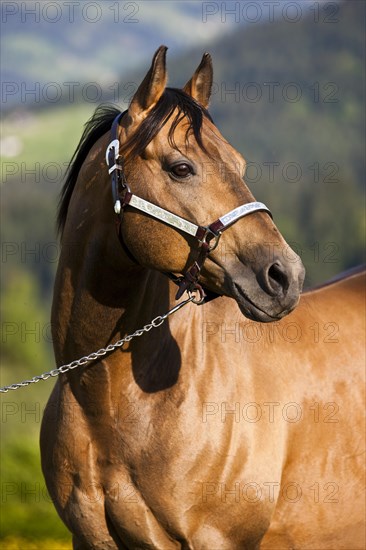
0, 294, 197, 394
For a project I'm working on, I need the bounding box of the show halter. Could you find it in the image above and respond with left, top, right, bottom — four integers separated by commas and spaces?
107, 112, 272, 302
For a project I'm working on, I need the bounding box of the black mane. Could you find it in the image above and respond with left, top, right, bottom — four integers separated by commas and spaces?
57, 88, 212, 234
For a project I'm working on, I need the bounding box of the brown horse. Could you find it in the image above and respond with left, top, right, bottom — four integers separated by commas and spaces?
41, 47, 365, 549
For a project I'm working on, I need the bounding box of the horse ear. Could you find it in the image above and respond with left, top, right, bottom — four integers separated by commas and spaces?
128, 45, 168, 119
183, 53, 213, 108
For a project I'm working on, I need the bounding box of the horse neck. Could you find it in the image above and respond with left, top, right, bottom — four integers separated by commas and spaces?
52, 207, 174, 373
52, 135, 186, 396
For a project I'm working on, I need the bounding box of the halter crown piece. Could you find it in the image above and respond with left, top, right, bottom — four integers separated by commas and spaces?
106, 112, 272, 303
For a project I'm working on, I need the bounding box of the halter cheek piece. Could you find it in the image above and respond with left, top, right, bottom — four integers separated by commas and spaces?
107, 112, 272, 303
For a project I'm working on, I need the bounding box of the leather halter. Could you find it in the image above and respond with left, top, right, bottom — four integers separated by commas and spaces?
106, 112, 272, 303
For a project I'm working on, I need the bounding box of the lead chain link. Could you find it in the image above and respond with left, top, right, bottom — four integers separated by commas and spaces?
0, 295, 195, 393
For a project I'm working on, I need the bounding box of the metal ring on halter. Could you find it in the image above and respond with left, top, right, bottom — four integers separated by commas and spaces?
206, 231, 222, 252
198, 227, 221, 250
120, 181, 131, 196
115, 181, 132, 214
188, 287, 206, 305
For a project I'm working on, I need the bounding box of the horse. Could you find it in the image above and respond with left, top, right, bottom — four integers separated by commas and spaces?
41, 46, 365, 549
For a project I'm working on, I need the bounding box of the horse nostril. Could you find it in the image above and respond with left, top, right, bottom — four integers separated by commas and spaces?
267, 262, 289, 296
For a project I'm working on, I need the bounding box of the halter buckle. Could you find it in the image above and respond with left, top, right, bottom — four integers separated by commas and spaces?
105, 139, 120, 166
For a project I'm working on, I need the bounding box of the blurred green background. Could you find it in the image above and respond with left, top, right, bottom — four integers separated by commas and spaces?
1, 1, 365, 548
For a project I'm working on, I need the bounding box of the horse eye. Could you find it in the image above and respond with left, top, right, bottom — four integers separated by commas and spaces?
170, 163, 193, 178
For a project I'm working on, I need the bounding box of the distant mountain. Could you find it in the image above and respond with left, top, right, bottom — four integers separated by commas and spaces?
1, 0, 315, 109
0, 2, 221, 108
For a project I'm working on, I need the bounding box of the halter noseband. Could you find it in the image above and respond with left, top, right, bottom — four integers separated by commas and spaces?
106, 112, 272, 303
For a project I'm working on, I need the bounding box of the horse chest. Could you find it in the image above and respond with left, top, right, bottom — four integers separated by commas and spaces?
86, 384, 283, 546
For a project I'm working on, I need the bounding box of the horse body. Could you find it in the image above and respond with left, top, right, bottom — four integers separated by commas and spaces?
41, 47, 365, 549
43, 265, 365, 549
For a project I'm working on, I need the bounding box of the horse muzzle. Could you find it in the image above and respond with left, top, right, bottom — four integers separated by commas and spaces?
230, 252, 306, 322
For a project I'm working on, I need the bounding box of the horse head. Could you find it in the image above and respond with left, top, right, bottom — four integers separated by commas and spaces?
59, 46, 305, 323
112, 46, 305, 322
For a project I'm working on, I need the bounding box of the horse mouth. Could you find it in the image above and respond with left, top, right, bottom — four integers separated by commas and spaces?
232, 282, 294, 323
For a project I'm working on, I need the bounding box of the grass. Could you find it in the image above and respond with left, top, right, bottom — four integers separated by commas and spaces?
0, 538, 72, 549
1, 103, 96, 169
1, 362, 71, 542
1, 103, 96, 541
